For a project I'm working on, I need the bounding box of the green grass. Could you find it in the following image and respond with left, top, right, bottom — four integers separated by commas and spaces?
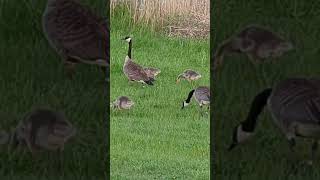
0, 0, 108, 179
110, 6, 210, 179
213, 0, 320, 179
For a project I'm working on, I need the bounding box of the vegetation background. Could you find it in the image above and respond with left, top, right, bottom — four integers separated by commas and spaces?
212, 0, 320, 179
110, 0, 210, 179
0, 0, 108, 179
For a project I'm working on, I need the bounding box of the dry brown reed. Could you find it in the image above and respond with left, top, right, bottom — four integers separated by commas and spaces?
111, 0, 209, 38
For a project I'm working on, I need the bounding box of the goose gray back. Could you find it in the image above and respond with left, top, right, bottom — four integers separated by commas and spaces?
229, 78, 320, 164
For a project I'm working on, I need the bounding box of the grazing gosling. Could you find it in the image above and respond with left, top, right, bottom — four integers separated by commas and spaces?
122, 36, 155, 85
42, 0, 110, 79
229, 78, 320, 165
1, 108, 76, 156
214, 24, 293, 70
111, 96, 134, 110
143, 67, 161, 79
182, 86, 210, 110
176, 69, 202, 84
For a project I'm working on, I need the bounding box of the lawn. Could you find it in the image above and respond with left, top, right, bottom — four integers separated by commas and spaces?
212, 0, 320, 179
110, 6, 210, 180
0, 0, 108, 179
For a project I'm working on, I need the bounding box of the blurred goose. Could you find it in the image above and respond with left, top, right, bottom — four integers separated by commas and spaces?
42, 0, 110, 79
228, 78, 320, 165
5, 108, 76, 155
122, 36, 155, 85
214, 24, 293, 70
0, 130, 9, 145
111, 96, 134, 110
176, 69, 201, 84
182, 86, 210, 109
143, 67, 161, 79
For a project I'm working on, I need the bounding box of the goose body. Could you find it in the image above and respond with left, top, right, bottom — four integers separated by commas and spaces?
229, 78, 320, 164
112, 96, 134, 110
42, 0, 109, 77
122, 37, 155, 85
214, 25, 293, 70
182, 86, 210, 109
177, 69, 201, 83
10, 108, 76, 154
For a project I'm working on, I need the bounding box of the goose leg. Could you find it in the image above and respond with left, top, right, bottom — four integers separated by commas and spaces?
308, 140, 318, 166
58, 147, 64, 174
64, 61, 76, 79
288, 138, 296, 152
199, 105, 205, 117
247, 53, 260, 65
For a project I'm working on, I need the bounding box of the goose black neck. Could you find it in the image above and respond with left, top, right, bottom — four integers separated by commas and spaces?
128, 40, 132, 59
241, 88, 272, 132
185, 89, 195, 103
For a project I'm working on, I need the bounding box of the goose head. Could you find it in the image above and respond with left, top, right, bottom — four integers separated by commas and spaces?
122, 36, 132, 43
228, 124, 254, 151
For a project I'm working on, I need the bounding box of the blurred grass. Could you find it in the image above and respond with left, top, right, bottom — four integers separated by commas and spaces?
110, 5, 210, 179
0, 0, 108, 179
212, 0, 320, 179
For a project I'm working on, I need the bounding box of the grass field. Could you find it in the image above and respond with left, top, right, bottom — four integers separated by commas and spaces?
212, 0, 320, 179
110, 5, 210, 179
0, 0, 108, 179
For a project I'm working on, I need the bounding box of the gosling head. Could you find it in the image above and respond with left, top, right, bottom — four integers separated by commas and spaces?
176, 74, 184, 84
228, 124, 254, 151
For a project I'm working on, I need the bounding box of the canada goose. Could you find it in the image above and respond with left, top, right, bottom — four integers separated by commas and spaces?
176, 69, 201, 84
122, 36, 155, 85
111, 96, 134, 110
228, 78, 320, 165
214, 24, 293, 70
143, 67, 161, 79
2, 108, 76, 155
182, 86, 210, 109
42, 0, 110, 79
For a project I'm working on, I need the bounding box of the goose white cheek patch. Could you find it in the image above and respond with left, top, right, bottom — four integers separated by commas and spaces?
126, 38, 132, 42
183, 102, 189, 107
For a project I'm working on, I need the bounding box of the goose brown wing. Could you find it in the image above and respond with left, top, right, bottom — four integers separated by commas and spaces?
124, 60, 150, 81
44, 0, 109, 62
239, 26, 284, 45
272, 78, 320, 124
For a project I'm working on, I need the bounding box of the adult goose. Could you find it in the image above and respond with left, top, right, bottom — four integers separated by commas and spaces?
122, 37, 155, 85
182, 86, 210, 109
229, 78, 320, 165
42, 0, 109, 79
